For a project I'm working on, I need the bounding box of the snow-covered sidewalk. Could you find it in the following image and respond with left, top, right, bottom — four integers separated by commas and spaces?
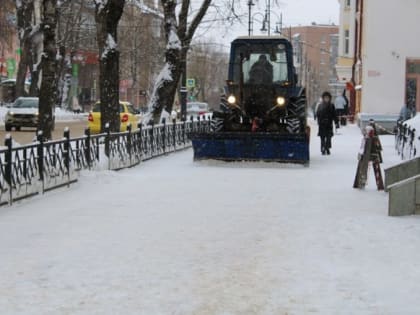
1, 123, 420, 315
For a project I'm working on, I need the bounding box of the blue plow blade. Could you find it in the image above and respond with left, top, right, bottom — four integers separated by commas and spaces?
189, 132, 310, 164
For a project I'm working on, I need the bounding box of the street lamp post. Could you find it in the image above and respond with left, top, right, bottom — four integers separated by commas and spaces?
250, 12, 267, 35
180, 58, 187, 122
248, 0, 255, 36
248, 2, 283, 37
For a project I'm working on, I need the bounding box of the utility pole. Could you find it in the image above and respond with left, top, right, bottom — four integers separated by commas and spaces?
247, 0, 254, 36
180, 58, 187, 121
267, 0, 270, 36
280, 13, 283, 35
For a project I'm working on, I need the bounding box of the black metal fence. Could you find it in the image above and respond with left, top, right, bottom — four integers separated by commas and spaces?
0, 118, 211, 206
395, 121, 417, 160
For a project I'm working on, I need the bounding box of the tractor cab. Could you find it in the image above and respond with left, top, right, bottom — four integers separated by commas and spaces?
189, 36, 310, 164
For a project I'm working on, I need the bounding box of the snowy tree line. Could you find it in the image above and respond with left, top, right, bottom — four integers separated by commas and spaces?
5, 0, 237, 138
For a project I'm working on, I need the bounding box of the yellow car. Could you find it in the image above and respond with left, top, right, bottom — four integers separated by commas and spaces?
88, 101, 140, 134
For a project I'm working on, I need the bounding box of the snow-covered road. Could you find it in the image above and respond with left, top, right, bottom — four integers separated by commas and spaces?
1, 124, 420, 315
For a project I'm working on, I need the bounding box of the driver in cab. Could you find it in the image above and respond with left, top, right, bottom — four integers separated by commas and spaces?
249, 54, 273, 85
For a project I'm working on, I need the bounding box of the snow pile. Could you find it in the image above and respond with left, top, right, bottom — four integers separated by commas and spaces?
0, 106, 87, 125
131, 0, 164, 18
167, 30, 182, 50
101, 33, 117, 59
94, 0, 108, 12
54, 108, 88, 122
147, 63, 173, 113
141, 109, 171, 125
0, 106, 10, 124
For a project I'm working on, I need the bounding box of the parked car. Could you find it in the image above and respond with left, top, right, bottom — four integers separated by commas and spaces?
0, 79, 30, 105
187, 102, 209, 118
4, 97, 55, 131
88, 101, 140, 134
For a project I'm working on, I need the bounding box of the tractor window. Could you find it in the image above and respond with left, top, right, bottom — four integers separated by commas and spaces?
233, 44, 289, 85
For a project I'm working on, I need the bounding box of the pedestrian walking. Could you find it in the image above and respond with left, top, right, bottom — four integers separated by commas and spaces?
334, 89, 348, 126
316, 91, 339, 155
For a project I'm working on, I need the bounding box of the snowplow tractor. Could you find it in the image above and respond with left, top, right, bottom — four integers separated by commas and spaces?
190, 36, 310, 164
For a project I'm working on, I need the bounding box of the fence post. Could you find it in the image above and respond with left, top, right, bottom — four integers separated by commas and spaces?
64, 127, 71, 187
173, 119, 177, 151
150, 121, 155, 157
162, 118, 166, 154
37, 131, 45, 194
23, 144, 27, 182
84, 127, 91, 170
127, 123, 132, 166
182, 120, 186, 147
190, 115, 194, 134
138, 123, 143, 162
104, 123, 111, 170
5, 135, 12, 205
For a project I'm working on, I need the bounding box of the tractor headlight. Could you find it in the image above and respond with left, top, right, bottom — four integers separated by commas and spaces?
227, 95, 236, 105
276, 96, 286, 107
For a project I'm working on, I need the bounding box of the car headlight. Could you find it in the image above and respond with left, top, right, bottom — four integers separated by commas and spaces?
227, 95, 236, 104
7, 111, 14, 116
276, 96, 286, 107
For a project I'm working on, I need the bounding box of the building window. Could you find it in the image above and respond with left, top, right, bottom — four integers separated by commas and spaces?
344, 30, 350, 55
408, 60, 420, 74
346, 0, 351, 8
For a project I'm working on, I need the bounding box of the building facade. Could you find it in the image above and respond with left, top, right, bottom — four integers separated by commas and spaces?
360, 0, 420, 117
335, 0, 357, 85
290, 24, 339, 106
0, 1, 18, 80
337, 0, 420, 125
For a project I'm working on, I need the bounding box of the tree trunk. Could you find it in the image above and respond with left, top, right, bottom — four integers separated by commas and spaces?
149, 0, 211, 123
94, 0, 125, 133
151, 49, 185, 123
15, 0, 34, 97
149, 0, 182, 123
38, 0, 58, 140
29, 29, 44, 97
15, 38, 31, 97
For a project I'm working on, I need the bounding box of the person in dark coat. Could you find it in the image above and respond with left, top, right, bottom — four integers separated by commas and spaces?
316, 91, 339, 155
249, 55, 273, 85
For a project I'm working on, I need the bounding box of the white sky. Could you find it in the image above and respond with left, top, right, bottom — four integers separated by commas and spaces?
195, 0, 340, 49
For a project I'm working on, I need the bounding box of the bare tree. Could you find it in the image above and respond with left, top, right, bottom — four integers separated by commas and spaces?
94, 0, 126, 132
0, 0, 16, 50
148, 0, 212, 123
187, 42, 228, 108
118, 1, 164, 108
55, 0, 86, 109
38, 0, 59, 139
15, 0, 34, 97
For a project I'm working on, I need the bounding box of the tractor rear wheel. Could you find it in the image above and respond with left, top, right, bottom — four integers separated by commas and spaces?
287, 89, 307, 134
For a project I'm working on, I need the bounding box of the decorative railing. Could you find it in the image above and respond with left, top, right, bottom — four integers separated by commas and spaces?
0, 117, 211, 206
395, 121, 417, 160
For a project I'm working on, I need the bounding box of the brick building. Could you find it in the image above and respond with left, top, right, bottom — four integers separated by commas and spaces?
290, 24, 339, 106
